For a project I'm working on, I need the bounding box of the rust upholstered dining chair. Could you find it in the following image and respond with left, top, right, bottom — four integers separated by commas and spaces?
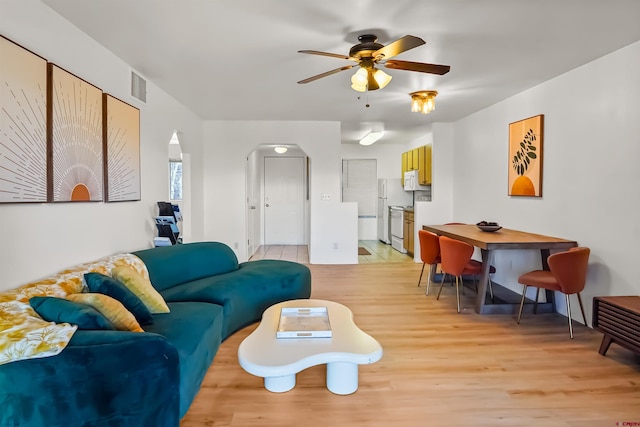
437, 236, 494, 313
516, 247, 590, 339
417, 230, 441, 295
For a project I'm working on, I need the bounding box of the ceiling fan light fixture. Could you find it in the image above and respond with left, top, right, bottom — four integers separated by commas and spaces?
373, 69, 392, 89
351, 82, 368, 92
274, 146, 288, 154
410, 90, 438, 114
351, 68, 369, 92
359, 130, 384, 146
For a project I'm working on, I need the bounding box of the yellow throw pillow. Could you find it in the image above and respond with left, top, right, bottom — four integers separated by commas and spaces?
111, 267, 170, 314
67, 293, 144, 332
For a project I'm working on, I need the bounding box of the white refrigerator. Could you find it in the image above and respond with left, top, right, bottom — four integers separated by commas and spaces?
377, 178, 413, 244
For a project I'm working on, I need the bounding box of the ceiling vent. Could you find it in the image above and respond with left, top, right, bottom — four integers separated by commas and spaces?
131, 71, 147, 103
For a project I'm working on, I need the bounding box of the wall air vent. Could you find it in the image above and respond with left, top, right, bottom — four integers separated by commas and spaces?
131, 71, 147, 103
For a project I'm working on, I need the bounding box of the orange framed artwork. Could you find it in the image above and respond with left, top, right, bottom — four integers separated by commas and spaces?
508, 114, 543, 197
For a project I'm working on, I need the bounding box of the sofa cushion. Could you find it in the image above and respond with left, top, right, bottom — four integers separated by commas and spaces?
84, 272, 153, 325
160, 259, 311, 339
144, 301, 224, 418
67, 293, 144, 332
29, 296, 115, 331
133, 242, 239, 291
111, 266, 170, 314
1, 330, 181, 427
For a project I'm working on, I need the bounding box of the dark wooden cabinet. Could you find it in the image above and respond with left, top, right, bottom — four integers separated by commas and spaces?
593, 296, 640, 356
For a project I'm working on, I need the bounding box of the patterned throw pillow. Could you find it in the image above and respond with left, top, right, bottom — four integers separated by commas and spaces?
29, 296, 115, 330
84, 273, 153, 325
67, 293, 144, 332
111, 267, 170, 314
0, 253, 148, 366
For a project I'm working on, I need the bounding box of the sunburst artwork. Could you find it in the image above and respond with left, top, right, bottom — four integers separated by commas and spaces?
48, 64, 103, 202
0, 36, 48, 203
103, 94, 140, 202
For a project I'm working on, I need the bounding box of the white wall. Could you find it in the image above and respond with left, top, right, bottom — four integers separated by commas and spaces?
0, 1, 203, 290
451, 40, 640, 324
412, 123, 454, 261
202, 121, 357, 264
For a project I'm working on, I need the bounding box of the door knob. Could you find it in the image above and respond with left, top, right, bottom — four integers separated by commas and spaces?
265, 204, 270, 207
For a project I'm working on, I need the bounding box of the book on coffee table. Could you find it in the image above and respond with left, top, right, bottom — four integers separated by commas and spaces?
277, 307, 332, 338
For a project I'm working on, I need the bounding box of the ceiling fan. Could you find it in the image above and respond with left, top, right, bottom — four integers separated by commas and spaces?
297, 34, 450, 92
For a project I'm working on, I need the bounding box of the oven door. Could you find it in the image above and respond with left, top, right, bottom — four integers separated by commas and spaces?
390, 207, 404, 238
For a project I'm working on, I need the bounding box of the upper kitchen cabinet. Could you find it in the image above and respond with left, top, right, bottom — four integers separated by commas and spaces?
418, 145, 432, 185
402, 151, 408, 179
401, 145, 432, 185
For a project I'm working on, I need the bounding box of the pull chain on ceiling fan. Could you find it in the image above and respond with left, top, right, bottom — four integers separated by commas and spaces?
297, 34, 450, 92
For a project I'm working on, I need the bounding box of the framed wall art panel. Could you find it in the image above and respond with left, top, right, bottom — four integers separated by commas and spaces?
0, 35, 48, 203
102, 94, 140, 202
47, 64, 103, 202
508, 114, 544, 197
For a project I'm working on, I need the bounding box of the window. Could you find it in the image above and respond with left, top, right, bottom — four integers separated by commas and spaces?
169, 160, 182, 200
341, 159, 377, 218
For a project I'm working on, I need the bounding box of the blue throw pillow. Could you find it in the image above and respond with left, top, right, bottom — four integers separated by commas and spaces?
84, 272, 154, 325
29, 296, 115, 330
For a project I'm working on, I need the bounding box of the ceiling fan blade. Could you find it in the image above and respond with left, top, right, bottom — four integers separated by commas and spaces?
297, 65, 354, 84
373, 35, 425, 60
298, 50, 356, 61
384, 60, 451, 75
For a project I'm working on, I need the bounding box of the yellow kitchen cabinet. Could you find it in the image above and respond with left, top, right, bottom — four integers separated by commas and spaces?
402, 146, 432, 183
401, 151, 408, 179
418, 145, 432, 185
411, 148, 419, 170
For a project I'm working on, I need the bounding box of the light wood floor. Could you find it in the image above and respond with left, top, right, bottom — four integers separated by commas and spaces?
181, 263, 640, 427
249, 240, 413, 264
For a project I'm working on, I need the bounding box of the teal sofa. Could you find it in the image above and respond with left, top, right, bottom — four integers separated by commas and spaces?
0, 242, 311, 427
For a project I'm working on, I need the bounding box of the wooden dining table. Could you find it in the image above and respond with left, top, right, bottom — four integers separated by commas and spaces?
422, 224, 578, 315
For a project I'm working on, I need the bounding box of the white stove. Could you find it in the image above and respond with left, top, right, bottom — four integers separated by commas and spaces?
389, 206, 407, 253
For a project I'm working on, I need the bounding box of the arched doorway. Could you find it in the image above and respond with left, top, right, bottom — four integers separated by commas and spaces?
246, 144, 310, 261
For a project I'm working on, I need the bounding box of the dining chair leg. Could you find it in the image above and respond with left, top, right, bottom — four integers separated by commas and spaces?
425, 265, 433, 296
564, 294, 573, 339
455, 276, 461, 313
488, 277, 494, 301
418, 263, 425, 287
517, 285, 528, 324
576, 292, 588, 327
533, 287, 540, 314
566, 293, 574, 339
436, 273, 447, 300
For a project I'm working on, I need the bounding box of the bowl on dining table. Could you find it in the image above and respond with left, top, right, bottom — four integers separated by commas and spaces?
476, 221, 502, 232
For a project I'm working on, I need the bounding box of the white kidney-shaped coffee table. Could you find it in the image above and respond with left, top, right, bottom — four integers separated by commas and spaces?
238, 299, 383, 395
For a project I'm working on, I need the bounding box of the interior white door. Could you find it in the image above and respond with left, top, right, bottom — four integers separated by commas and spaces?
264, 157, 304, 245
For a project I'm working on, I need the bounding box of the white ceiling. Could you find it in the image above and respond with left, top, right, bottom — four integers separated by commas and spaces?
42, 0, 640, 144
